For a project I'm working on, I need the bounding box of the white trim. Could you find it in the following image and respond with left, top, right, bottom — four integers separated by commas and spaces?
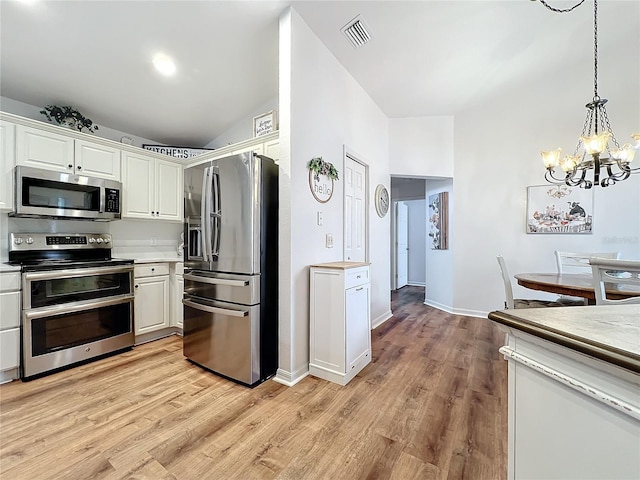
499, 346, 640, 421
371, 310, 393, 329
273, 366, 309, 387
424, 300, 489, 319
408, 281, 426, 287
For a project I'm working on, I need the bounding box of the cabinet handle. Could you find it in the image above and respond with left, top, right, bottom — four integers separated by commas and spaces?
68, 164, 73, 169
356, 275, 361, 278
77, 165, 82, 170
356, 287, 363, 291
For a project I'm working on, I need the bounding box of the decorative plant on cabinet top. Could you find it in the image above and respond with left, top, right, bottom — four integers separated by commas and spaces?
40, 105, 99, 133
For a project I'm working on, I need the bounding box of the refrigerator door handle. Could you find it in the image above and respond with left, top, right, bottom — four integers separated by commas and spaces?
201, 166, 213, 262
211, 169, 221, 257
183, 274, 249, 287
183, 298, 249, 317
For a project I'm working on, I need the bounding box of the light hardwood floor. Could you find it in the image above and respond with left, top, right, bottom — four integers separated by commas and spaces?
0, 286, 507, 479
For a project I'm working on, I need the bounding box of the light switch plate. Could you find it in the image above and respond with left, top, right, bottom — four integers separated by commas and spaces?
326, 233, 333, 248
317, 211, 323, 226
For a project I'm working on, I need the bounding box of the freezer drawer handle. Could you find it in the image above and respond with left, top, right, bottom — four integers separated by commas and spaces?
183, 274, 249, 287
183, 299, 248, 317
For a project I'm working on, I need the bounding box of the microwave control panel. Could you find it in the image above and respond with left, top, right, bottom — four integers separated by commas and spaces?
105, 188, 120, 213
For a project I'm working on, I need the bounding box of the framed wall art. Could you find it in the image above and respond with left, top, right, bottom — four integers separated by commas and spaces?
526, 185, 593, 234
428, 192, 449, 249
253, 110, 278, 137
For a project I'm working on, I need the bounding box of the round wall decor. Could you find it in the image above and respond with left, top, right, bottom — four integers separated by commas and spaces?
374, 184, 390, 217
309, 169, 334, 203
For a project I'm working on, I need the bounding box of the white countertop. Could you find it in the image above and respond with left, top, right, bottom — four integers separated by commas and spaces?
0, 264, 21, 273
489, 305, 640, 373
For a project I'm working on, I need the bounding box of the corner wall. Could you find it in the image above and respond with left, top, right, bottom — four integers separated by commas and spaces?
276, 8, 390, 385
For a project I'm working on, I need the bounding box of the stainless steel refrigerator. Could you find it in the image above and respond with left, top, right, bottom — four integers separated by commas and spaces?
182, 152, 278, 386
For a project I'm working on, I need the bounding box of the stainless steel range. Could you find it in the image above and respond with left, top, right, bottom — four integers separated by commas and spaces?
8, 233, 134, 380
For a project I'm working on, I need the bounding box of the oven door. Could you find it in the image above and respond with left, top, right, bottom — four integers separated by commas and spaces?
23, 265, 133, 309
22, 295, 134, 379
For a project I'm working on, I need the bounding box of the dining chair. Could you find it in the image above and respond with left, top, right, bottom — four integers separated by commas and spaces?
590, 258, 640, 305
554, 250, 620, 305
496, 255, 564, 309
555, 250, 620, 273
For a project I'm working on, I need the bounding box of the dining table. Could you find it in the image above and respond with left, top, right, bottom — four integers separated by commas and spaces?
515, 272, 640, 302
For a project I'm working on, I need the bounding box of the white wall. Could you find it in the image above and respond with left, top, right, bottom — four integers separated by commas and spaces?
204, 96, 278, 150
425, 179, 454, 311
276, 8, 390, 385
389, 116, 454, 178
451, 3, 640, 316
406, 199, 426, 286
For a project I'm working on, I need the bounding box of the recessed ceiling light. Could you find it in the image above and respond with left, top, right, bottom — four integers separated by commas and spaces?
153, 53, 176, 76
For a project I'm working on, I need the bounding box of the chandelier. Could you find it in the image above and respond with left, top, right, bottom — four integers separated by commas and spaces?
536, 0, 640, 188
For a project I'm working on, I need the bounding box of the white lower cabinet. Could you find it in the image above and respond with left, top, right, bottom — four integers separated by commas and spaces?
309, 262, 371, 386
0, 270, 21, 383
134, 263, 170, 336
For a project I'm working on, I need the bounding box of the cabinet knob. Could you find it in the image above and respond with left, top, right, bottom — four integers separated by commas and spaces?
77, 165, 82, 170
151, 268, 155, 272
68, 164, 73, 169
135, 284, 139, 289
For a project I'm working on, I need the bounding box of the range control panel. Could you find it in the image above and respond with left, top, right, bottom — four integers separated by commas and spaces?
10, 233, 112, 251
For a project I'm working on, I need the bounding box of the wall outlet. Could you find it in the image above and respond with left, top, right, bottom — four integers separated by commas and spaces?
326, 233, 333, 248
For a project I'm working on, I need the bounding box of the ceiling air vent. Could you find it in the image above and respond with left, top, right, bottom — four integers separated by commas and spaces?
341, 15, 372, 49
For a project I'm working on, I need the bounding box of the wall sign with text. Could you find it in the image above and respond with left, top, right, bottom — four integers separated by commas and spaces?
142, 144, 213, 159
253, 110, 278, 137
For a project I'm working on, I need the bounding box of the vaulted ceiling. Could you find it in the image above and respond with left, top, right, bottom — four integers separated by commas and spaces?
1, 1, 636, 147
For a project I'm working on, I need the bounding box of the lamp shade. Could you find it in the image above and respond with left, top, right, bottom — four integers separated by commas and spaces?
541, 148, 562, 168
560, 154, 580, 172
581, 132, 611, 154
611, 144, 636, 164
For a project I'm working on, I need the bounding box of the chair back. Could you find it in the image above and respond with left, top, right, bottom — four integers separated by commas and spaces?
590, 258, 640, 305
496, 255, 515, 309
555, 251, 620, 274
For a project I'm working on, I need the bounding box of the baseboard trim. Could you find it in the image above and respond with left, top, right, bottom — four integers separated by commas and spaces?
273, 365, 309, 387
372, 310, 393, 330
423, 300, 488, 319
407, 282, 426, 287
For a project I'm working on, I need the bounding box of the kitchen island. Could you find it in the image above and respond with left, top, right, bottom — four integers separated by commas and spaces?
488, 305, 640, 480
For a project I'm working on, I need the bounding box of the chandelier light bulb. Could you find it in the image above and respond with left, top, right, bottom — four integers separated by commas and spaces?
611, 144, 636, 164
560, 154, 580, 172
581, 132, 611, 155
541, 148, 562, 168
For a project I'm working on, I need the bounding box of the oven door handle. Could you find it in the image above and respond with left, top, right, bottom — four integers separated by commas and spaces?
183, 299, 248, 317
23, 265, 134, 282
23, 294, 134, 320
183, 274, 249, 287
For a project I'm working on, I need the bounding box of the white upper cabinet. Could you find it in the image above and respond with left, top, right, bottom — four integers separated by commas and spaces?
0, 121, 16, 211
15, 125, 121, 181
74, 139, 121, 181
122, 151, 183, 222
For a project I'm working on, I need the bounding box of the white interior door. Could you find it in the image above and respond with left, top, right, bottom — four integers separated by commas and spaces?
344, 155, 366, 262
396, 201, 408, 288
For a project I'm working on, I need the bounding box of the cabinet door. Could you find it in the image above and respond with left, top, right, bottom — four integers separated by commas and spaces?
0, 290, 21, 330
15, 125, 74, 173
134, 275, 170, 334
75, 140, 121, 181
263, 139, 279, 161
122, 152, 155, 219
0, 328, 20, 371
346, 283, 371, 371
155, 159, 183, 221
0, 121, 15, 211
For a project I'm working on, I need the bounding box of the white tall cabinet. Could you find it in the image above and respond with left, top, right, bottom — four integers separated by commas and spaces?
309, 262, 371, 386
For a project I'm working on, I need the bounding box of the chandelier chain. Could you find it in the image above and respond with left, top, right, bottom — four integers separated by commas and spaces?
593, 0, 599, 100
601, 109, 620, 149
537, 0, 586, 13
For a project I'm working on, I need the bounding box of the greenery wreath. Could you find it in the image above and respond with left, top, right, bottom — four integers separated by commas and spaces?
308, 157, 339, 181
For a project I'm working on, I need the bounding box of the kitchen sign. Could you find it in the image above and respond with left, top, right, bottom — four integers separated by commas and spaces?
142, 144, 213, 159
253, 110, 277, 137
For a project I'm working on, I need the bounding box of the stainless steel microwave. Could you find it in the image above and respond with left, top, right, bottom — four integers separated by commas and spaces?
12, 166, 122, 221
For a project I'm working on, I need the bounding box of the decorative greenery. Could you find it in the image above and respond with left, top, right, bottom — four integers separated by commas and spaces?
308, 157, 339, 181
40, 105, 99, 133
